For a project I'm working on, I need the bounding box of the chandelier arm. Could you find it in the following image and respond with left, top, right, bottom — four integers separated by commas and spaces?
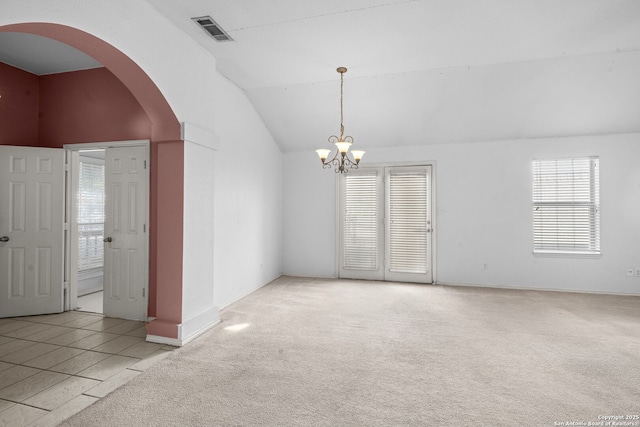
321, 149, 340, 168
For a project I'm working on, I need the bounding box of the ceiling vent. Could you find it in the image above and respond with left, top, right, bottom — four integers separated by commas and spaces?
192, 16, 233, 42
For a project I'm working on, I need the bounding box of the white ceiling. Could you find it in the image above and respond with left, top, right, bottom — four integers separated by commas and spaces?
1, 0, 640, 151
148, 0, 640, 88
0, 32, 101, 75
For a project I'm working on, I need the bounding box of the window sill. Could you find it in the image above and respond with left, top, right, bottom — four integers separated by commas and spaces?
533, 251, 601, 259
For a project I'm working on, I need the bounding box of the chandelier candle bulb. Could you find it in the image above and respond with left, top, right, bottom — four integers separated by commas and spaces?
351, 150, 365, 163
335, 141, 352, 154
316, 149, 331, 162
315, 66, 365, 173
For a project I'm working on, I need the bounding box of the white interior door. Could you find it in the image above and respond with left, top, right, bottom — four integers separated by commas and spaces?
103, 145, 148, 320
0, 146, 64, 317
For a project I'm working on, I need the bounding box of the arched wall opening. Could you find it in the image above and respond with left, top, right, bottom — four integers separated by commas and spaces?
0, 23, 184, 339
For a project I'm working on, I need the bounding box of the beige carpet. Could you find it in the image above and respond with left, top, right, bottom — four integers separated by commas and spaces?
62, 276, 640, 426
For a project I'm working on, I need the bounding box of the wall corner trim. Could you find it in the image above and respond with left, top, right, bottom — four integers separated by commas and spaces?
147, 306, 221, 347
181, 121, 220, 151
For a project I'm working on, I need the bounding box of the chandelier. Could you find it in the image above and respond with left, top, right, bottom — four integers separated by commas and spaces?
316, 67, 364, 173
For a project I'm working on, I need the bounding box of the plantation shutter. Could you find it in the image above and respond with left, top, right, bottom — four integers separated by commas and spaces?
532, 157, 600, 254
387, 168, 429, 275
78, 160, 105, 271
342, 172, 380, 271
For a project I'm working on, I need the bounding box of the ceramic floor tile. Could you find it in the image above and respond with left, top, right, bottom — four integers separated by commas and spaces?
0, 399, 14, 412
28, 395, 98, 427
48, 351, 111, 375
0, 362, 14, 373
1, 324, 54, 339
23, 314, 62, 325
0, 343, 60, 365
118, 341, 163, 358
22, 347, 86, 370
102, 320, 144, 335
84, 368, 140, 398
0, 340, 36, 358
0, 321, 32, 335
124, 325, 147, 338
82, 317, 127, 332
21, 326, 74, 343
0, 403, 47, 427
33, 312, 89, 326
77, 354, 139, 381
128, 349, 173, 372
76, 292, 103, 315
23, 376, 99, 410
67, 332, 119, 350
0, 371, 68, 402
44, 329, 96, 346
91, 335, 143, 354
60, 314, 104, 329
0, 366, 41, 390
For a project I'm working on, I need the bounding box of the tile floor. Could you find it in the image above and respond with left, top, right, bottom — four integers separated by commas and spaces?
76, 292, 103, 315
0, 311, 174, 427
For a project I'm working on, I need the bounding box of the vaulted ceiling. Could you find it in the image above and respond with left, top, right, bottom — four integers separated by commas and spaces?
2, 0, 640, 152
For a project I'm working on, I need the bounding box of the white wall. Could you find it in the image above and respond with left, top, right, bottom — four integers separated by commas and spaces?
284, 133, 640, 295
212, 76, 283, 309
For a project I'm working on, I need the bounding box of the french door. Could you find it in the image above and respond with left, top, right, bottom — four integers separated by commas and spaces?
339, 165, 433, 284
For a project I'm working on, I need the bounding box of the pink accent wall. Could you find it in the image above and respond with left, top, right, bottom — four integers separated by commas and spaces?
147, 140, 184, 338
0, 62, 39, 146
0, 23, 185, 339
38, 68, 152, 147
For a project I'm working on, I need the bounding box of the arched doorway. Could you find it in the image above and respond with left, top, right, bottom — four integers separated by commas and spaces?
0, 23, 184, 341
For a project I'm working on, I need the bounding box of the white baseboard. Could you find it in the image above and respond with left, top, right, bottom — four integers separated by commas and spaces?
218, 274, 283, 311
179, 306, 220, 344
146, 307, 220, 347
436, 281, 640, 296
145, 334, 182, 347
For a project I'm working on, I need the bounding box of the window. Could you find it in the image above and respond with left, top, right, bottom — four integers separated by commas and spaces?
78, 158, 105, 272
532, 157, 600, 254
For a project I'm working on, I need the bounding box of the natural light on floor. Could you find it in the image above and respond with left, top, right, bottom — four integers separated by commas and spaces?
224, 323, 250, 332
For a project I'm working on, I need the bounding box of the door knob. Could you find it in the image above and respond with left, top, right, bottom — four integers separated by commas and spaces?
103, 237, 112, 243
0, 236, 9, 242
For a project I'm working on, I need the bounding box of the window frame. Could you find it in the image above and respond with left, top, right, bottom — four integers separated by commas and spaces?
532, 156, 600, 256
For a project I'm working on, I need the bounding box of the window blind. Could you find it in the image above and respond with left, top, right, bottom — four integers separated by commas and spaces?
78, 161, 105, 271
388, 171, 428, 273
532, 157, 600, 254
342, 172, 379, 270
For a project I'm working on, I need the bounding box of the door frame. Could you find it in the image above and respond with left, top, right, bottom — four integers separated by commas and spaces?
335, 161, 438, 284
64, 140, 150, 318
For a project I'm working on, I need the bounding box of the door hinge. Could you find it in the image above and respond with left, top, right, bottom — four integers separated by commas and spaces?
64, 222, 69, 231
144, 160, 147, 169
142, 288, 146, 297
143, 224, 146, 233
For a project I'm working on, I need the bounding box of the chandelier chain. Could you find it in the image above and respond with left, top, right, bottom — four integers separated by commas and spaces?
339, 71, 344, 139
